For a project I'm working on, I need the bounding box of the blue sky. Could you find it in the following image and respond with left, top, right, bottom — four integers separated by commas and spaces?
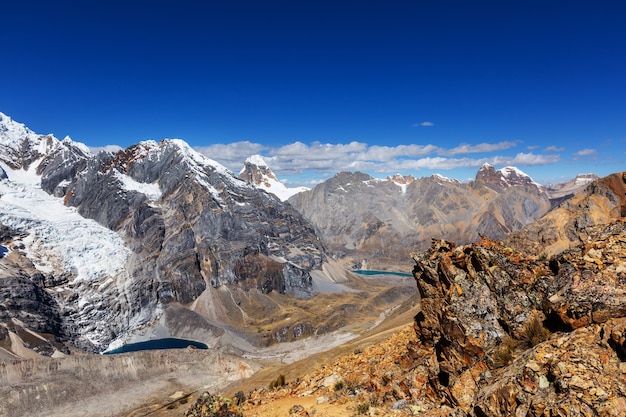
2, 0, 625, 187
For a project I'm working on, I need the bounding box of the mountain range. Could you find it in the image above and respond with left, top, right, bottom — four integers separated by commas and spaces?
2, 111, 623, 416
285, 162, 594, 270
0, 112, 600, 354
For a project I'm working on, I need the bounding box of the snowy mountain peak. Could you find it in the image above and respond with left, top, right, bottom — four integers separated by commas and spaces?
164, 138, 234, 177
245, 154, 270, 168
545, 173, 599, 199
475, 164, 542, 191
62, 135, 91, 157
239, 155, 308, 201
432, 173, 459, 183
0, 112, 35, 138
0, 113, 63, 170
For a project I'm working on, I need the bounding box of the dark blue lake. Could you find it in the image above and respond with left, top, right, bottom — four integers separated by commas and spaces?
104, 338, 208, 354
353, 270, 412, 277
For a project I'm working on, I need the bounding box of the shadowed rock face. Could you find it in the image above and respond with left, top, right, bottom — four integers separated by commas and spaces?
405, 219, 626, 415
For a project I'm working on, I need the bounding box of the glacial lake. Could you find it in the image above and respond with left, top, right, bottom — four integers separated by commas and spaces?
104, 337, 208, 354
353, 270, 412, 277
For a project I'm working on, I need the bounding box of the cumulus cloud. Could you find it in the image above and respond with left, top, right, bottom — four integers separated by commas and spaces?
194, 141, 267, 166
491, 152, 561, 166
575, 148, 597, 156
193, 138, 562, 186
357, 144, 440, 162
443, 141, 517, 156
544, 145, 565, 152
397, 157, 479, 170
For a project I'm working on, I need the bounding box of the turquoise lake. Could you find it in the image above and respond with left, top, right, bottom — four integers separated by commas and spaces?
352, 270, 412, 277
105, 338, 208, 354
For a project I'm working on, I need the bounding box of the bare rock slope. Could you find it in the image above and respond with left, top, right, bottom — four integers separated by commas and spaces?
507, 171, 626, 256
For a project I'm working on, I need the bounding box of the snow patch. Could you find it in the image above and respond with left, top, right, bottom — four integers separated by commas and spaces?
392, 182, 407, 193
114, 171, 162, 201
498, 166, 541, 187
251, 172, 308, 200
0, 161, 130, 283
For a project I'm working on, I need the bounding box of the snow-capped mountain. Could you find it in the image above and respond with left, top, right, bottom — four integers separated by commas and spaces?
475, 163, 543, 191
238, 155, 309, 201
0, 112, 337, 353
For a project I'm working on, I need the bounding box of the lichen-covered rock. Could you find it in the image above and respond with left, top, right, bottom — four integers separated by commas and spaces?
474, 319, 626, 417
408, 220, 626, 415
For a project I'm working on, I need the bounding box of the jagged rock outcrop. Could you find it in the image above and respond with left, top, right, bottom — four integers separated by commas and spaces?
404, 219, 626, 415
228, 216, 626, 415
288, 169, 551, 269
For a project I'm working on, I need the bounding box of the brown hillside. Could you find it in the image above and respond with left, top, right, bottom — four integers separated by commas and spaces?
507, 171, 626, 256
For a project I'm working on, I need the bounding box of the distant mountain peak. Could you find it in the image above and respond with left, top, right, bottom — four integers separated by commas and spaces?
545, 172, 599, 199
240, 154, 276, 180
475, 164, 541, 191
239, 155, 308, 201
244, 154, 270, 169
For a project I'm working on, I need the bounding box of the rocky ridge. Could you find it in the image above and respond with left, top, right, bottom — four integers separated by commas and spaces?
545, 173, 599, 200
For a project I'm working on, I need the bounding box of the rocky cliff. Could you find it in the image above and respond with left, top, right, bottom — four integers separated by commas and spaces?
405, 219, 626, 415
288, 168, 552, 270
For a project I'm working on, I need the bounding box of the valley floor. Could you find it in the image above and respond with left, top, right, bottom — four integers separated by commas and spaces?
127, 294, 420, 417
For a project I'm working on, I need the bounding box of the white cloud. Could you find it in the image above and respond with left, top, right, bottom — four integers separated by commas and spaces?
544, 145, 565, 152
193, 138, 562, 186
411, 121, 434, 127
357, 144, 440, 162
491, 152, 561, 166
443, 141, 518, 156
397, 157, 479, 170
574, 148, 597, 156
194, 141, 267, 166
